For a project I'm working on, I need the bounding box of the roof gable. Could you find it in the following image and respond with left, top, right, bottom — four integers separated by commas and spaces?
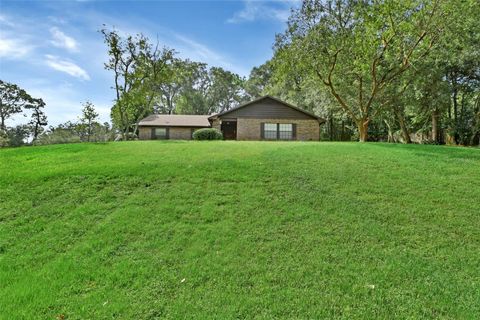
210, 96, 323, 122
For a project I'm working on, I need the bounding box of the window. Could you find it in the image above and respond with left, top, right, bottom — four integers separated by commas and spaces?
262, 123, 295, 140
153, 127, 168, 139
279, 123, 293, 140
264, 123, 277, 139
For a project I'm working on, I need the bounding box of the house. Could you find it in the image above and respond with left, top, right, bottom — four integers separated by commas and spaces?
138, 95, 325, 141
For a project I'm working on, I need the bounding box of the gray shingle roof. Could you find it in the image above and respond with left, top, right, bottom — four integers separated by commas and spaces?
138, 114, 211, 127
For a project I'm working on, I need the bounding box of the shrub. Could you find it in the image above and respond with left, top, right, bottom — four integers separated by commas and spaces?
193, 128, 223, 140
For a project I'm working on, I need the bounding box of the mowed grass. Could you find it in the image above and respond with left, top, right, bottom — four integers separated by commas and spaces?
1, 141, 479, 319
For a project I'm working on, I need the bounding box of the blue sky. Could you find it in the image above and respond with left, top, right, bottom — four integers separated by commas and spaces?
0, 0, 298, 125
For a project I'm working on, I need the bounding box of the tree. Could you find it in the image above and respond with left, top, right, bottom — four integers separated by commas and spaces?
0, 80, 34, 131
244, 61, 273, 99
79, 101, 99, 142
27, 98, 48, 142
206, 67, 245, 113
101, 27, 173, 139
276, 0, 443, 141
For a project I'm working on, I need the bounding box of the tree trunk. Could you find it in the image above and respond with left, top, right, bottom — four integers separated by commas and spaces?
357, 119, 368, 142
384, 120, 394, 143
393, 106, 411, 144
329, 115, 334, 141
432, 108, 439, 144
452, 85, 459, 144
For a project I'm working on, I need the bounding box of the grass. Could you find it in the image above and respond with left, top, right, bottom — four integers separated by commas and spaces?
1, 141, 479, 319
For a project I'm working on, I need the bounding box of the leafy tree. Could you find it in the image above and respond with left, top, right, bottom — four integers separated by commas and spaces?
79, 101, 99, 142
101, 27, 173, 139
4, 125, 30, 147
206, 67, 245, 113
27, 98, 48, 142
155, 59, 205, 114
244, 61, 273, 99
275, 0, 443, 141
0, 80, 34, 131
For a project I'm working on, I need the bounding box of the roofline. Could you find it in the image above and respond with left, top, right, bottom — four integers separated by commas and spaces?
138, 124, 211, 128
208, 95, 326, 123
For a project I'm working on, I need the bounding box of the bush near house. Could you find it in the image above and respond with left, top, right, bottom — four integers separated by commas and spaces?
192, 128, 223, 140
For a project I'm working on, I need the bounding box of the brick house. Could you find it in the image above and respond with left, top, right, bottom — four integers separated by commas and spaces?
138, 96, 325, 141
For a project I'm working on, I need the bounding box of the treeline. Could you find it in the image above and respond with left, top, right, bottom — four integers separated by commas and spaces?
0, 87, 112, 147
2, 0, 478, 147
258, 0, 480, 145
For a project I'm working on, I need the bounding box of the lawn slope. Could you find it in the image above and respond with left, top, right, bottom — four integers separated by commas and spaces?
1, 142, 479, 319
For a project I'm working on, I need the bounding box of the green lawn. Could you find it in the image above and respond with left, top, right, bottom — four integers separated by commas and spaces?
1, 141, 479, 319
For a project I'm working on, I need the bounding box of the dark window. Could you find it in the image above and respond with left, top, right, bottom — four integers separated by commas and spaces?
262, 123, 294, 140
153, 127, 168, 139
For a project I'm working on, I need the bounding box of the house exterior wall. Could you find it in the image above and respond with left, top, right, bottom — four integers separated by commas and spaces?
236, 118, 319, 141
139, 127, 152, 140
138, 126, 204, 140
210, 119, 221, 131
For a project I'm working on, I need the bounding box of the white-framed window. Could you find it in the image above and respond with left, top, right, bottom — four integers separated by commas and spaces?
262, 123, 294, 140
264, 123, 278, 139
279, 123, 293, 140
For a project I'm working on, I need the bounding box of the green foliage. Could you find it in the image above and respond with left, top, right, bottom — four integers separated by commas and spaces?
1, 142, 480, 318
35, 121, 112, 145
101, 27, 174, 139
3, 125, 30, 147
192, 128, 223, 140
0, 80, 34, 131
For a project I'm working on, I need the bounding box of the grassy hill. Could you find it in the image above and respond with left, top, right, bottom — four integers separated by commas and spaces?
1, 141, 479, 319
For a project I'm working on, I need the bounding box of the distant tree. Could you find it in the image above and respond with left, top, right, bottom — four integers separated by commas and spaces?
0, 80, 34, 131
244, 62, 273, 99
206, 67, 245, 113
26, 98, 48, 142
154, 59, 205, 114
5, 125, 30, 147
79, 101, 99, 142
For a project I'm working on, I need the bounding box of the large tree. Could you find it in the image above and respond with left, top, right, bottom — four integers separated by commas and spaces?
275, 0, 444, 141
206, 67, 245, 113
0, 80, 34, 131
101, 28, 173, 139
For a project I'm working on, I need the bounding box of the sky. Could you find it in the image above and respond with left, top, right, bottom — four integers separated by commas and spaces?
0, 0, 299, 126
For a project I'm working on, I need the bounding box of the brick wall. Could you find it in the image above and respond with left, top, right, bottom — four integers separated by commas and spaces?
138, 127, 152, 140
169, 127, 193, 140
236, 118, 320, 141
138, 127, 199, 140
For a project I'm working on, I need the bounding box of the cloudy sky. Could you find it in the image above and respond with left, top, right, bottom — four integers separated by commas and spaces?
0, 0, 298, 126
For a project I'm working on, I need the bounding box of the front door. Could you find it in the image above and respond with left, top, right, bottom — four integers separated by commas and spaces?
221, 121, 237, 140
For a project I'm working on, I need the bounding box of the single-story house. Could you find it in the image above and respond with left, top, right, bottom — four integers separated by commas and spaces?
138, 95, 325, 141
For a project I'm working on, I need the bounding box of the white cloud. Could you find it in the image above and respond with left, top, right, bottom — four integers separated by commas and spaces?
227, 0, 295, 24
50, 27, 78, 51
0, 36, 32, 59
45, 55, 90, 80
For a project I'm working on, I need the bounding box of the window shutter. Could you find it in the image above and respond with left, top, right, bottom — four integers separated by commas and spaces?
260, 123, 265, 139
292, 124, 297, 140
151, 128, 155, 139
166, 128, 170, 140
